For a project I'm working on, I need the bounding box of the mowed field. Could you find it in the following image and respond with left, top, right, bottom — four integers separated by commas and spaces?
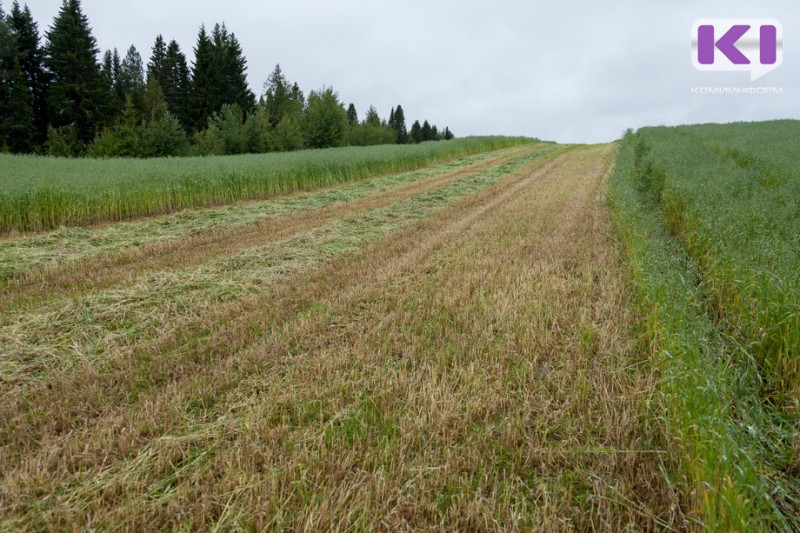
3, 121, 798, 531
0, 143, 680, 529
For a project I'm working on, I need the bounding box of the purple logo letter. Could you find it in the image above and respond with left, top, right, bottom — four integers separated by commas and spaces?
698, 24, 750, 65
692, 19, 783, 81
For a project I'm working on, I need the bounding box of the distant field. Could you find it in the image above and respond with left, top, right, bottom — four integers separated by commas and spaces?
609, 119, 800, 530
0, 137, 532, 234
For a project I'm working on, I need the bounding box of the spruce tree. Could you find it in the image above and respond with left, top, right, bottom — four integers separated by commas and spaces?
190, 22, 256, 126
346, 103, 357, 125
0, 4, 35, 152
148, 34, 167, 85
99, 49, 120, 120
143, 76, 167, 123
44, 0, 108, 146
421, 119, 432, 142
114, 96, 142, 157
391, 104, 407, 144
99, 48, 124, 121
410, 120, 422, 144
86, 92, 144, 158
9, 1, 47, 147
263, 64, 303, 130
211, 23, 254, 114
210, 103, 245, 155
188, 24, 215, 131
210, 23, 228, 112
290, 83, 304, 108
163, 39, 190, 129
111, 49, 123, 102
263, 64, 288, 128
364, 105, 381, 127
141, 111, 188, 157
101, 49, 113, 88
119, 45, 145, 115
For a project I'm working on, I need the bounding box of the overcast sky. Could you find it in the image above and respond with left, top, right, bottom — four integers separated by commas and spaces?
18, 0, 800, 143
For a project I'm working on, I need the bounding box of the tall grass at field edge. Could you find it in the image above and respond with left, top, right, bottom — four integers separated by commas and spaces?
0, 137, 535, 234
638, 124, 800, 400
608, 130, 796, 531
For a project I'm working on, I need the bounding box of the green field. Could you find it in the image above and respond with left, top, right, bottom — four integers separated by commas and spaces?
0, 137, 532, 234
0, 121, 798, 530
609, 119, 800, 529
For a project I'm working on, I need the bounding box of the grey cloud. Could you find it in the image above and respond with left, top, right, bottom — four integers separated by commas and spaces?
25, 0, 800, 143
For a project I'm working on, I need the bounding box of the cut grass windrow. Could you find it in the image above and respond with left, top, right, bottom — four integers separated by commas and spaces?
1, 144, 678, 530
0, 145, 561, 454
0, 145, 540, 310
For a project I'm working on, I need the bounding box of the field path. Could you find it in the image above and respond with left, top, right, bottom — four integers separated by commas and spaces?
0, 144, 679, 530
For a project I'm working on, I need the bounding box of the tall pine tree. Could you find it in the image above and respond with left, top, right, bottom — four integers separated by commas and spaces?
9, 1, 47, 148
44, 0, 108, 146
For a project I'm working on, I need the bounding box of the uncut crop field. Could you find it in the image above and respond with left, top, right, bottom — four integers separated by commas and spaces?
633, 121, 800, 396
0, 137, 530, 234
609, 119, 800, 530
0, 142, 681, 530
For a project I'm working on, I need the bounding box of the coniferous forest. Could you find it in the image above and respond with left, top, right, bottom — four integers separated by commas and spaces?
0, 0, 454, 158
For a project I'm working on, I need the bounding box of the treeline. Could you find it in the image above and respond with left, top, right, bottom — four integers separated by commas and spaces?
0, 0, 454, 157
